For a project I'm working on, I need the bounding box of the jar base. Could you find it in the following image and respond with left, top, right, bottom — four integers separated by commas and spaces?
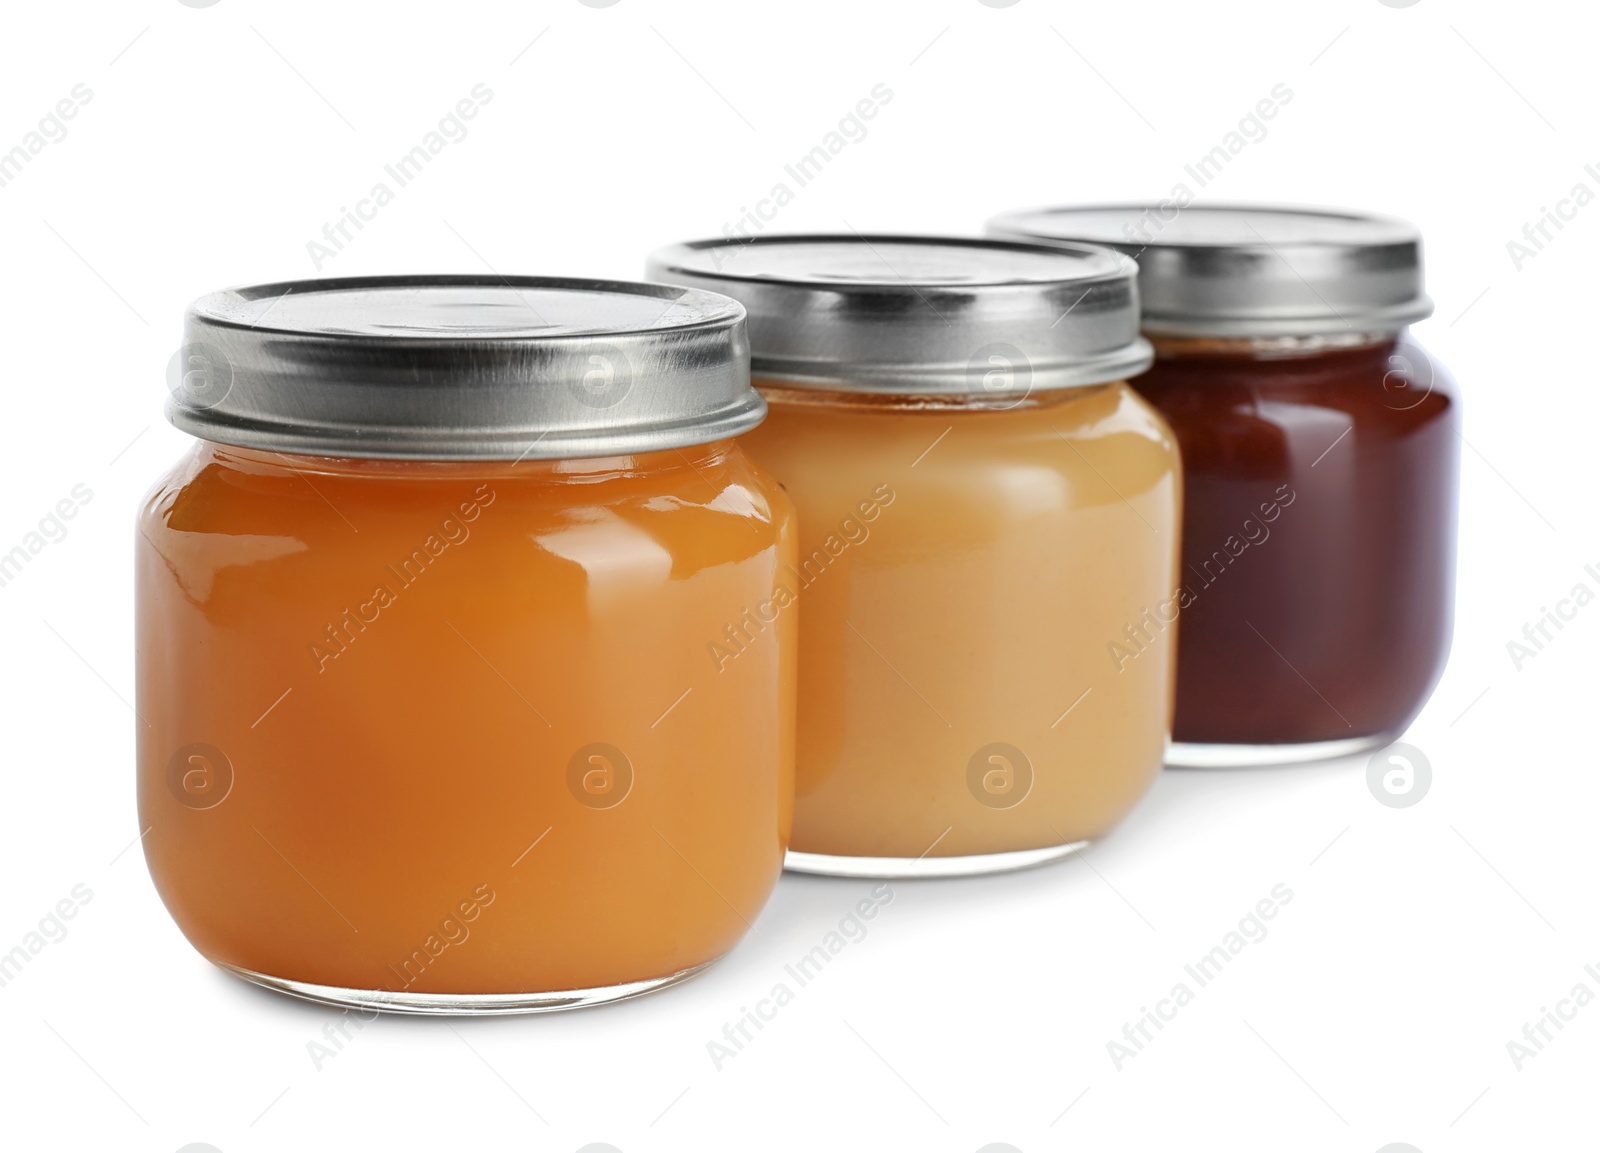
1166, 731, 1401, 769
219, 958, 717, 1016
785, 839, 1087, 879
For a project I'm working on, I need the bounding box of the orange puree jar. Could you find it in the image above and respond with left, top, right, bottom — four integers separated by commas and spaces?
137, 276, 795, 1013
649, 237, 1180, 877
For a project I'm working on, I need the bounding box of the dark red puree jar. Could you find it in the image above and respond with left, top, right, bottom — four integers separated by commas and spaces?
987, 204, 1459, 767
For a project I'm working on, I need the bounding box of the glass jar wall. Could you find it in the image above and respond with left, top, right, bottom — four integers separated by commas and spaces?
650, 235, 1180, 874
138, 276, 795, 1012
139, 441, 794, 1009
740, 381, 1179, 868
1134, 333, 1457, 759
989, 203, 1460, 766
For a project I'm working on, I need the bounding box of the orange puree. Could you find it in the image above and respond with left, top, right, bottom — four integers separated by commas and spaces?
137, 439, 795, 997
741, 381, 1180, 863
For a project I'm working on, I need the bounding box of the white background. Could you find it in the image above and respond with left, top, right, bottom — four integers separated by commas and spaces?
0, 0, 1594, 1150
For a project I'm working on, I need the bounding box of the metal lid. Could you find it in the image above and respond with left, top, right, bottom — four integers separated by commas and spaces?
986, 204, 1433, 338
645, 235, 1151, 394
166, 274, 761, 460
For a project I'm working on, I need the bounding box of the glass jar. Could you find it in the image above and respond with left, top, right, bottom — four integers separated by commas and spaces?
989, 204, 1459, 766
138, 276, 796, 1013
649, 236, 1181, 875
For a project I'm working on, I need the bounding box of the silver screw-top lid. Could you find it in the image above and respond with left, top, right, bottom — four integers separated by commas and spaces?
166, 275, 761, 460
645, 235, 1151, 395
986, 204, 1434, 338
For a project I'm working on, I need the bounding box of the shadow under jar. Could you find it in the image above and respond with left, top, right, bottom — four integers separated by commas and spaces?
138, 276, 796, 1014
648, 235, 1181, 877
989, 204, 1459, 767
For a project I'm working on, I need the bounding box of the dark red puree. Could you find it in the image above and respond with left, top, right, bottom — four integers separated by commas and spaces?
1133, 335, 1457, 745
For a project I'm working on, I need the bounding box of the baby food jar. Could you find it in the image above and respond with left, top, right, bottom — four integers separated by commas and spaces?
138, 275, 796, 1013
989, 204, 1459, 766
648, 236, 1181, 876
